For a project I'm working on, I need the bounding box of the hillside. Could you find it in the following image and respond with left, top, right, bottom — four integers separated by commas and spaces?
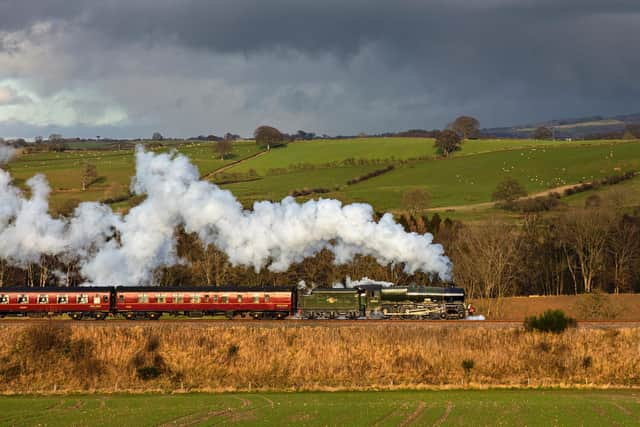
4, 137, 640, 219
485, 112, 640, 139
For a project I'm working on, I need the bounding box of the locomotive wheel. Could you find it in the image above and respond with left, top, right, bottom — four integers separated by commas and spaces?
147, 312, 161, 320
440, 312, 447, 319
70, 312, 83, 321
94, 312, 106, 320
124, 312, 135, 320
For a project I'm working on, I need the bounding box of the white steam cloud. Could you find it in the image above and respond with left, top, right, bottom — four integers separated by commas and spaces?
0, 143, 16, 165
0, 147, 452, 285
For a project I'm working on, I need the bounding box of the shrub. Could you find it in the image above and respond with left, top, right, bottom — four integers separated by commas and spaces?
524, 310, 576, 333
564, 171, 636, 197
499, 193, 561, 212
227, 344, 239, 359
346, 165, 395, 185
574, 291, 621, 320
492, 177, 527, 203
146, 334, 161, 352
15, 324, 70, 357
137, 366, 161, 381
582, 355, 593, 370
289, 187, 331, 197
461, 358, 475, 374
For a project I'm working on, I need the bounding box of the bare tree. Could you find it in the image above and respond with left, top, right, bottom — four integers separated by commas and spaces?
81, 162, 97, 191
558, 208, 612, 293
402, 188, 430, 218
434, 130, 462, 157
195, 245, 230, 286
450, 220, 521, 317
214, 139, 233, 160
607, 217, 640, 294
449, 116, 480, 139
492, 177, 527, 204
254, 125, 285, 150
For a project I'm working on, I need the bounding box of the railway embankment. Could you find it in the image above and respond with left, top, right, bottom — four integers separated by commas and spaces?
0, 322, 638, 393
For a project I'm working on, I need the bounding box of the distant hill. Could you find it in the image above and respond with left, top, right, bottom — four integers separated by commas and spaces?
484, 112, 640, 139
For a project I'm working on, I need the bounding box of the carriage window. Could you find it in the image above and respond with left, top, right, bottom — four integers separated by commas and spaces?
173, 294, 183, 304
265, 295, 270, 303
222, 295, 228, 304
213, 295, 219, 303
138, 294, 149, 303
253, 295, 260, 303
93, 296, 101, 304
237, 295, 243, 303
18, 294, 28, 304
191, 294, 201, 303
118, 294, 125, 303
0, 295, 9, 304
77, 294, 89, 304
38, 295, 49, 304
204, 294, 210, 303
156, 294, 166, 303
57, 295, 68, 304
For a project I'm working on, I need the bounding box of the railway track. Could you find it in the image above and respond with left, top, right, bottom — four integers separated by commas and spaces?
0, 318, 638, 329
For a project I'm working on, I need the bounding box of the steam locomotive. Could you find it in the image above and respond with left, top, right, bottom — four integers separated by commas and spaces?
0, 284, 469, 320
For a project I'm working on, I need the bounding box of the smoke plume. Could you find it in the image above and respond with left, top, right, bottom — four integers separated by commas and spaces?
0, 147, 452, 285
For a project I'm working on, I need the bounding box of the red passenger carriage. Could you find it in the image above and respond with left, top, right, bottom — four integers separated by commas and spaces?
114, 287, 294, 320
0, 287, 112, 319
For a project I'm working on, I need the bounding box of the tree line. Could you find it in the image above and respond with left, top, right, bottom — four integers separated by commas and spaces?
1, 197, 638, 306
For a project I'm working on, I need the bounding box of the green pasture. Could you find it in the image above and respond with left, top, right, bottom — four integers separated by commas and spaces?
452, 138, 627, 157
230, 137, 435, 174
4, 137, 640, 215
343, 141, 640, 210
5, 141, 260, 212
0, 389, 637, 426
229, 137, 625, 175
221, 166, 380, 205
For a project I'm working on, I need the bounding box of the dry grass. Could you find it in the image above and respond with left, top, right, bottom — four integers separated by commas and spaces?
0, 323, 639, 393
471, 293, 640, 320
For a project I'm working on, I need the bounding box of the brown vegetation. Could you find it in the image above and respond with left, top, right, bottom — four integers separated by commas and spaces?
0, 323, 639, 393
471, 292, 640, 321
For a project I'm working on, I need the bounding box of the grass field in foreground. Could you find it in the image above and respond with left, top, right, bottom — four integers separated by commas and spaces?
1, 390, 637, 426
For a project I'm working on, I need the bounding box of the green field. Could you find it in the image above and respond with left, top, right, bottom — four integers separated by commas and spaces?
230, 137, 627, 174
231, 137, 435, 174
4, 137, 640, 216
341, 141, 640, 210
223, 166, 380, 203
0, 390, 637, 426
5, 141, 261, 211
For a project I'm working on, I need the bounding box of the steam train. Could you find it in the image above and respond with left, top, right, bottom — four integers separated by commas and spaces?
0, 284, 470, 320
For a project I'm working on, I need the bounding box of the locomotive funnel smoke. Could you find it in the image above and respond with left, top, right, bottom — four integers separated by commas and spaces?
0, 147, 452, 285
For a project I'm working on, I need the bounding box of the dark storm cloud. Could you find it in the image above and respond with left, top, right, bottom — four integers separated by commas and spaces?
1, 0, 639, 136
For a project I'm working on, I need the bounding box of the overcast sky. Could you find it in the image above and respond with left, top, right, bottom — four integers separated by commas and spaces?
0, 0, 639, 138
